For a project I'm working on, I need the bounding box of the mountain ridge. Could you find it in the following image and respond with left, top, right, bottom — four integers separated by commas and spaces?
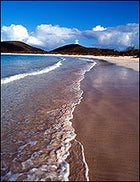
50, 44, 119, 56
1, 41, 139, 57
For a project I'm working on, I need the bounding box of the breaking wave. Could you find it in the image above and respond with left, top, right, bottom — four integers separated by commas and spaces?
1, 61, 62, 85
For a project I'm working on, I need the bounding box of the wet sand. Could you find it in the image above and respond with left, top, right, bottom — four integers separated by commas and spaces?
70, 60, 139, 181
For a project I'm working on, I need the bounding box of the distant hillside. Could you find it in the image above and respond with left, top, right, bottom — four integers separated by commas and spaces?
50, 44, 139, 57
1, 41, 47, 54
1, 41, 139, 57
119, 49, 140, 57
50, 44, 120, 56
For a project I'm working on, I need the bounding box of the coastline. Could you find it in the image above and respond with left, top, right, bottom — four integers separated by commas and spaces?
70, 59, 139, 181
48, 54, 139, 72
1, 53, 139, 72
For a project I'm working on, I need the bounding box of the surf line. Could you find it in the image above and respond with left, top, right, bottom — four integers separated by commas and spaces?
74, 139, 90, 181
67, 60, 96, 181
1, 61, 62, 85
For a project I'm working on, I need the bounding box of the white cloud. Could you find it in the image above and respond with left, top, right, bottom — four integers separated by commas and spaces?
1, 23, 139, 51
83, 23, 139, 50
1, 24, 81, 50
26, 24, 81, 50
92, 25, 106, 31
1, 24, 29, 41
26, 36, 43, 46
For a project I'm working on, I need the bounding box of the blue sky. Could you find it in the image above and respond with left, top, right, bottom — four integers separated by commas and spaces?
1, 1, 139, 51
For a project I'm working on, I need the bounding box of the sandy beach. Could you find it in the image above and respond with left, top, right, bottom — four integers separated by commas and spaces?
68, 58, 139, 181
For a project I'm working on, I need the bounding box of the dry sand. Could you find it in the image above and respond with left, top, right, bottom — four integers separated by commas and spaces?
70, 59, 139, 181
86, 55, 139, 72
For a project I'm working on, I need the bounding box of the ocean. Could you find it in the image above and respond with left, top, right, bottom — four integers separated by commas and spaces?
1, 54, 96, 181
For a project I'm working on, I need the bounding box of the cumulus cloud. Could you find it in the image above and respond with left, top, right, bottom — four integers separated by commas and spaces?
83, 23, 139, 50
26, 24, 81, 50
1, 24, 29, 41
92, 25, 107, 31
1, 23, 139, 51
1, 24, 81, 50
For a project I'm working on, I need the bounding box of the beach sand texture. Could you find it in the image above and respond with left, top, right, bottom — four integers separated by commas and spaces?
69, 60, 139, 181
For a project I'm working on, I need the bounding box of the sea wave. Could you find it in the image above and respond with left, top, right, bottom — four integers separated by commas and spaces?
1, 60, 62, 85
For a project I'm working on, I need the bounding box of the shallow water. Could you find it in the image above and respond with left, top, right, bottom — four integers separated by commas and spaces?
1, 55, 96, 181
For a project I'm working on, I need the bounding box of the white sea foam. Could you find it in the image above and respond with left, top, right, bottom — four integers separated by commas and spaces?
58, 60, 96, 181
78, 58, 97, 70
78, 57, 97, 63
18, 140, 37, 153
4, 171, 22, 181
1, 61, 62, 85
64, 59, 96, 181
75, 139, 89, 181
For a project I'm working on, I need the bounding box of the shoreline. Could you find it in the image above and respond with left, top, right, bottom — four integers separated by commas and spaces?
71, 59, 139, 181
1, 53, 139, 72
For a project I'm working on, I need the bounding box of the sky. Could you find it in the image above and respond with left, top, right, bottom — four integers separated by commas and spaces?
1, 1, 139, 51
